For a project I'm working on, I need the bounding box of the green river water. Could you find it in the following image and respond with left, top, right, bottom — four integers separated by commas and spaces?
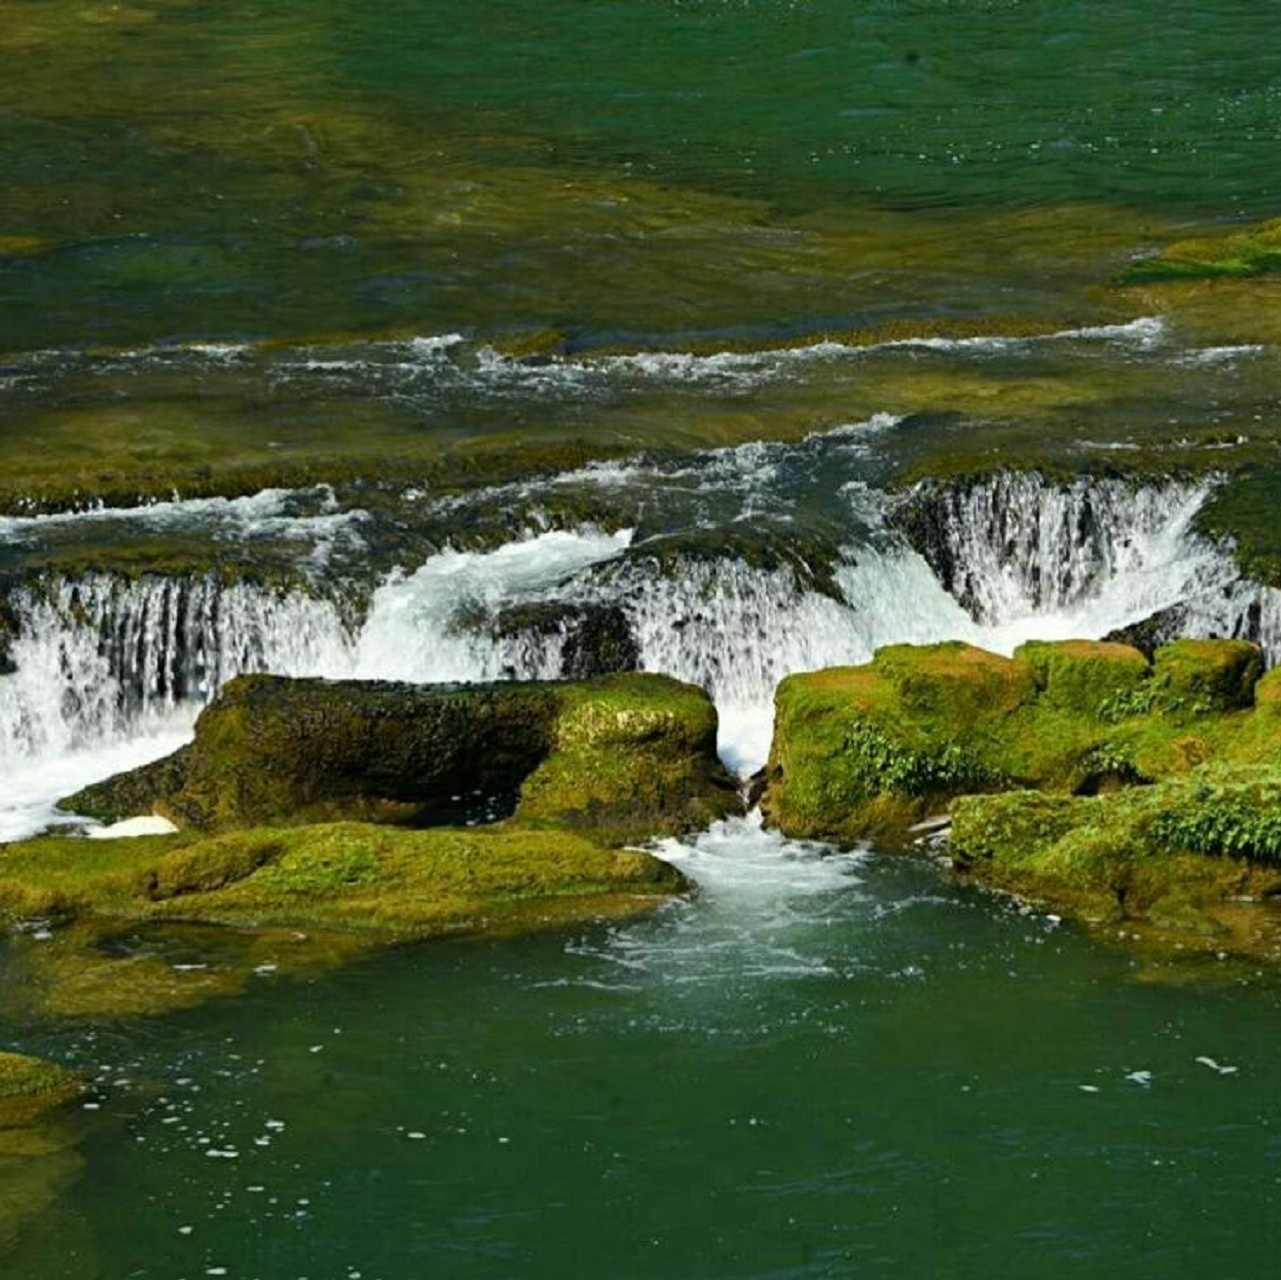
4, 2, 1281, 1275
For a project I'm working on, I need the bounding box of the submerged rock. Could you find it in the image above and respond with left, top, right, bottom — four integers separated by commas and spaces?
0, 825, 689, 1020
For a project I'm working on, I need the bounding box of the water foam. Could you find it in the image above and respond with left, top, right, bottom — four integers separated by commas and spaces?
352, 528, 633, 682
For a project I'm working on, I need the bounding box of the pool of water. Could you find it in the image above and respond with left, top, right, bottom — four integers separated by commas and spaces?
4, 819, 1281, 1278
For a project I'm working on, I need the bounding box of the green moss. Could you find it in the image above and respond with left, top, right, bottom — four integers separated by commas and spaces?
1151, 639, 1263, 714
519, 674, 741, 843
63, 671, 742, 842
1015, 639, 1150, 718
950, 768, 1281, 957
1195, 465, 1281, 589
0, 822, 686, 940
1120, 217, 1281, 284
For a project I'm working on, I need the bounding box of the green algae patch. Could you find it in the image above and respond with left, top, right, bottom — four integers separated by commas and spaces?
158, 824, 688, 934
0, 816, 689, 1021
0, 1053, 81, 1130
0, 822, 686, 963
1121, 218, 1281, 284
760, 638, 1280, 848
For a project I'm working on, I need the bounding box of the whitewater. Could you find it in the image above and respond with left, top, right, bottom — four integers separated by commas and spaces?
3, 434, 1277, 842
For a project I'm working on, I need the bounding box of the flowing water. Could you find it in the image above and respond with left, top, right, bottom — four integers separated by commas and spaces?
5, 1, 1281, 1274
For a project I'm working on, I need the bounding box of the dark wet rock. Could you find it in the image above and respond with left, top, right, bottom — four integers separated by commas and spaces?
491, 602, 640, 678
1102, 606, 1190, 658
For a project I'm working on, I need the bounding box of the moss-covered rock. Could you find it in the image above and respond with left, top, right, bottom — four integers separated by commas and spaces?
1014, 639, 1150, 718
157, 674, 561, 830
1151, 638, 1263, 714
0, 1053, 81, 1129
761, 638, 1275, 848
25, 669, 734, 1018
950, 769, 1281, 957
61, 670, 740, 843
519, 675, 741, 843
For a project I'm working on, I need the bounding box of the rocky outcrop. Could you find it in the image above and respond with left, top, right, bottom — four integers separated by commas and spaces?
61, 671, 742, 844
761, 636, 1281, 956
760, 637, 1271, 847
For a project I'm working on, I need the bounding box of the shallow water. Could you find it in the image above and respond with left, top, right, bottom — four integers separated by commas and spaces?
5, 819, 1281, 1278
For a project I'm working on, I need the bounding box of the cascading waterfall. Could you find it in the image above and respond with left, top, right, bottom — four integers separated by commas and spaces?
584, 557, 863, 772
894, 471, 1233, 623
0, 573, 352, 768
2, 468, 1275, 836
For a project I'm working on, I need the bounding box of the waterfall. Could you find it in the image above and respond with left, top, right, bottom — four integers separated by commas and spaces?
3, 468, 1276, 837
0, 573, 352, 769
894, 471, 1231, 623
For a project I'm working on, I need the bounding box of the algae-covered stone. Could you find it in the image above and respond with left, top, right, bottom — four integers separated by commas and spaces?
950, 769, 1281, 956
1014, 639, 1150, 718
761, 644, 1023, 846
0, 822, 689, 985
69, 674, 562, 830
0, 1053, 80, 1129
60, 671, 740, 843
518, 675, 741, 843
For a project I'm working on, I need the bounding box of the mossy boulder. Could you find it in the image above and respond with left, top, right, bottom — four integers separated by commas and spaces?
950, 770, 1281, 955
0, 1053, 81, 1129
761, 643, 1028, 846
1151, 639, 1263, 714
761, 638, 1274, 847
1014, 639, 1150, 718
518, 676, 740, 843
60, 671, 741, 844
